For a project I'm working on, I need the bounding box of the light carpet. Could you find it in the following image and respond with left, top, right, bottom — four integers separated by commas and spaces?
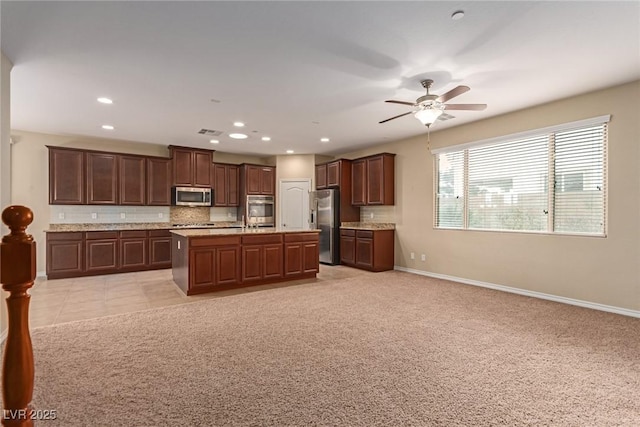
18, 271, 640, 425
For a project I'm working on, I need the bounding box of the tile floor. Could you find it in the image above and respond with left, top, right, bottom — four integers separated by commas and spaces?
28, 264, 371, 328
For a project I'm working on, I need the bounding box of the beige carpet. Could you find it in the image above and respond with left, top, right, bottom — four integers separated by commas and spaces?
18, 271, 640, 425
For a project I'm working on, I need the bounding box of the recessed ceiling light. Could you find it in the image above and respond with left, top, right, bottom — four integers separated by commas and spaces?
261, 136, 271, 141
451, 10, 465, 20
233, 121, 245, 127
320, 138, 330, 142
229, 133, 248, 139
97, 97, 113, 104
101, 125, 114, 130
209, 139, 219, 144
286, 150, 294, 154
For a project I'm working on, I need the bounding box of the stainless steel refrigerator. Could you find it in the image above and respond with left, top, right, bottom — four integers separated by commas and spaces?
310, 189, 340, 265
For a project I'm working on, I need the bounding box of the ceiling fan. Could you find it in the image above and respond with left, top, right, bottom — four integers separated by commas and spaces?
379, 79, 487, 127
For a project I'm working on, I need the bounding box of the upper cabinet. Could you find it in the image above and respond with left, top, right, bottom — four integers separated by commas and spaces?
242, 164, 275, 196
48, 147, 86, 205
146, 157, 172, 206
351, 153, 395, 206
169, 145, 214, 188
86, 152, 119, 205
315, 159, 360, 222
119, 155, 146, 205
213, 163, 240, 207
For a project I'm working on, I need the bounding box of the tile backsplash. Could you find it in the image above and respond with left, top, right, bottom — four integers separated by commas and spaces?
50, 205, 238, 224
360, 205, 396, 223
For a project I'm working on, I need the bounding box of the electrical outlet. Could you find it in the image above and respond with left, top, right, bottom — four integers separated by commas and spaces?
370, 212, 374, 219
228, 212, 232, 218
91, 213, 97, 219
58, 213, 65, 220
158, 213, 164, 219
120, 213, 126, 219
421, 254, 426, 261
410, 252, 415, 260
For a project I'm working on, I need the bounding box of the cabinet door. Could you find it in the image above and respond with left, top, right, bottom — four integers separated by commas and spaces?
340, 233, 356, 266
351, 159, 366, 206
242, 246, 262, 282
355, 237, 374, 269
148, 236, 172, 268
49, 148, 85, 204
193, 151, 213, 187
120, 238, 148, 269
86, 239, 118, 273
327, 161, 340, 188
46, 234, 84, 277
86, 152, 118, 205
190, 248, 216, 289
260, 167, 275, 195
227, 165, 240, 206
119, 155, 146, 205
214, 164, 228, 206
315, 164, 327, 189
147, 158, 172, 206
283, 242, 303, 276
367, 156, 384, 205
302, 242, 319, 273
172, 148, 193, 186
216, 246, 241, 285
263, 243, 283, 279
245, 165, 262, 194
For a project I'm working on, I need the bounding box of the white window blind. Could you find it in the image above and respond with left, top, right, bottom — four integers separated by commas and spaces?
434, 119, 608, 236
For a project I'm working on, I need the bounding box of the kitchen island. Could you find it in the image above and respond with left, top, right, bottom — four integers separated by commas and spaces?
171, 228, 321, 295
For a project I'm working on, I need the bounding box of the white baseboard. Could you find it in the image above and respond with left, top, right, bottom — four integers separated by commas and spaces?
37, 271, 46, 278
394, 266, 640, 319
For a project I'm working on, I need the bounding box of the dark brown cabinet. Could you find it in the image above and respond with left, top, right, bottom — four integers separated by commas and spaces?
213, 163, 240, 207
146, 157, 172, 206
284, 233, 319, 277
340, 228, 394, 272
86, 152, 119, 205
119, 155, 146, 205
241, 234, 283, 282
351, 153, 395, 206
242, 164, 275, 195
119, 230, 147, 270
315, 159, 360, 222
188, 236, 241, 291
48, 147, 85, 204
169, 145, 214, 188
148, 230, 172, 268
85, 231, 119, 273
46, 232, 84, 278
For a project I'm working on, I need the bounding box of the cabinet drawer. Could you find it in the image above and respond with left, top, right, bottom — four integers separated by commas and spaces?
86, 231, 118, 240
47, 232, 83, 241
148, 229, 172, 238
340, 229, 356, 237
242, 234, 283, 245
356, 230, 373, 239
190, 236, 241, 247
284, 233, 319, 242
119, 230, 147, 238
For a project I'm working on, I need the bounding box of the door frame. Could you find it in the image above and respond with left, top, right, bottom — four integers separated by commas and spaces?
278, 178, 312, 230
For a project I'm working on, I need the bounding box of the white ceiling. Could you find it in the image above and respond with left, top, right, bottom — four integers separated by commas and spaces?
2, 1, 639, 157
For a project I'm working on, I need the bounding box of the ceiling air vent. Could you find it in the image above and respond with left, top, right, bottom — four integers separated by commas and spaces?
197, 129, 223, 136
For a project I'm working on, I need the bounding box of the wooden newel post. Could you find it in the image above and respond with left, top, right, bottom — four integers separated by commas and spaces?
1, 206, 36, 427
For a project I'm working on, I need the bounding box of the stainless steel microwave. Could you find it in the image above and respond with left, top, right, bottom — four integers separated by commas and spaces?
171, 187, 212, 207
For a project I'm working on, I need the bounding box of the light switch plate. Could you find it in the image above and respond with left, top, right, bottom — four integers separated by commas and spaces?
120, 213, 126, 219
91, 213, 97, 219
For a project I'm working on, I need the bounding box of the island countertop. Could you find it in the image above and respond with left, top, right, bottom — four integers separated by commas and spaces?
171, 227, 321, 237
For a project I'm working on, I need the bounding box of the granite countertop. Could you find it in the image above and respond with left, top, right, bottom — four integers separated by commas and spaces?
45, 222, 243, 232
340, 222, 396, 231
171, 227, 321, 237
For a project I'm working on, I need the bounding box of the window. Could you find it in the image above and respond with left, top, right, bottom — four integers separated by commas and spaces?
434, 116, 608, 236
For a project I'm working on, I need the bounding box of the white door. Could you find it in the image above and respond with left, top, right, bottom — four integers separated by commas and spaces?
279, 179, 311, 230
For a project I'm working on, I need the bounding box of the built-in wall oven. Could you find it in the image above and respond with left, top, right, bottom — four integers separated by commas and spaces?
242, 195, 275, 227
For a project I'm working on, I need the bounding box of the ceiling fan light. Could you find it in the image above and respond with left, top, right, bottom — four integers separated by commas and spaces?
414, 107, 444, 126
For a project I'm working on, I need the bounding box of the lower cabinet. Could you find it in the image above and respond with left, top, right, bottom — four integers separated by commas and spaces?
284, 233, 320, 277
188, 236, 242, 292
241, 234, 284, 282
46, 229, 172, 279
340, 229, 394, 272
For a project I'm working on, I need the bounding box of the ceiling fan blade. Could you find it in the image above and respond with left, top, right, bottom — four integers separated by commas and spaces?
436, 85, 470, 103
379, 111, 413, 124
438, 113, 455, 121
444, 103, 487, 111
385, 100, 417, 106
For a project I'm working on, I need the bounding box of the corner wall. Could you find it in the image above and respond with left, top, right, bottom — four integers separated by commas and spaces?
340, 80, 640, 312
1, 52, 13, 338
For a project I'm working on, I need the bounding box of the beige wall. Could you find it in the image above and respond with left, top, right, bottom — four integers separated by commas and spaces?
340, 80, 640, 311
9, 130, 266, 273
1, 52, 13, 337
